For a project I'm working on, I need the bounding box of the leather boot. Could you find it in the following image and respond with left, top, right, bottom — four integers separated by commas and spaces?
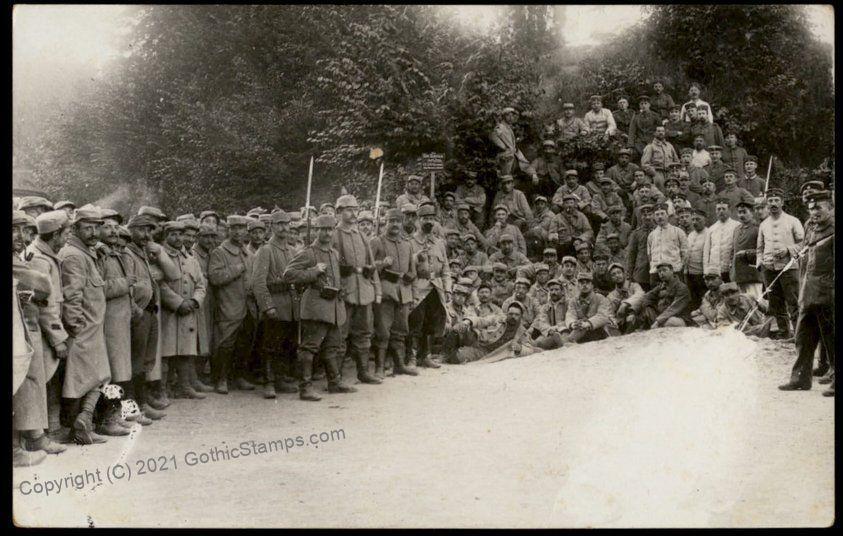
173, 357, 206, 399
418, 336, 441, 368
13, 436, 46, 467
356, 348, 382, 385
23, 431, 67, 455
818, 369, 834, 385
407, 336, 419, 368
216, 378, 229, 394
126, 412, 153, 426
191, 356, 214, 392
145, 381, 170, 410
390, 345, 418, 376
298, 354, 322, 401
134, 376, 166, 420
73, 391, 108, 445
328, 381, 358, 393
264, 382, 277, 399
48, 426, 74, 444
233, 377, 256, 391
374, 348, 386, 379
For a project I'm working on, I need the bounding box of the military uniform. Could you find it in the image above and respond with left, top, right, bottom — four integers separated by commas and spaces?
635, 276, 693, 327
408, 223, 453, 366
529, 295, 569, 349
563, 287, 613, 343
485, 222, 527, 255
629, 109, 661, 156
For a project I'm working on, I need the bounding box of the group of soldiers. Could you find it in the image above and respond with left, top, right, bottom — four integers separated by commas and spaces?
11, 82, 835, 469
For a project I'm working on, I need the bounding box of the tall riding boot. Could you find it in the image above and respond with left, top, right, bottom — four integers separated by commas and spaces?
190, 356, 214, 393
73, 390, 107, 445
174, 357, 206, 399
356, 346, 382, 385
325, 352, 357, 394
407, 336, 420, 368
263, 354, 277, 399
374, 347, 386, 379
390, 343, 418, 376
298, 353, 321, 401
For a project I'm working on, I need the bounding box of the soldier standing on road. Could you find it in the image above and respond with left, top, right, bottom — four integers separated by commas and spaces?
284, 214, 356, 401
332, 194, 383, 385
369, 208, 420, 378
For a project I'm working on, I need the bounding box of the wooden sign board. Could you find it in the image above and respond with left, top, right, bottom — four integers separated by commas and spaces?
421, 152, 445, 172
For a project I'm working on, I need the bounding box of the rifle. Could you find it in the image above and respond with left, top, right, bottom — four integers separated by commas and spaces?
305, 155, 314, 243
763, 155, 774, 196
371, 147, 384, 235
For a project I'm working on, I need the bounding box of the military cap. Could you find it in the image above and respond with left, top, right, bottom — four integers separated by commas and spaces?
542, 140, 557, 148
574, 241, 591, 252
693, 208, 708, 217
800, 180, 825, 194
498, 233, 514, 243
313, 214, 337, 229
463, 233, 477, 242
501, 106, 517, 115
400, 203, 418, 214
605, 232, 620, 240
673, 192, 687, 200
670, 104, 681, 112
418, 200, 436, 209
722, 167, 737, 175
335, 195, 359, 210
162, 220, 186, 233
73, 206, 103, 224
598, 177, 614, 186
462, 266, 480, 275
617, 96, 629, 103
685, 101, 698, 108
35, 210, 69, 234
655, 261, 674, 270
417, 204, 436, 217
608, 262, 626, 273
680, 147, 694, 155
676, 205, 692, 214
652, 202, 668, 212
707, 145, 722, 152
736, 194, 756, 209
100, 208, 123, 223
247, 219, 266, 231
54, 200, 75, 211
117, 225, 132, 239
561, 102, 575, 109
745, 155, 758, 163
534, 195, 548, 204
561, 193, 580, 204
514, 277, 531, 287
199, 210, 220, 221
127, 213, 158, 229
561, 255, 578, 266
442, 192, 456, 201
478, 281, 492, 292
13, 211, 36, 227
543, 247, 557, 255
577, 271, 593, 281
493, 204, 510, 214
176, 213, 196, 222
499, 174, 515, 183
719, 282, 740, 294
806, 190, 832, 204
492, 262, 508, 272
664, 177, 680, 188
226, 215, 250, 227
607, 205, 624, 214
565, 169, 578, 177
266, 210, 289, 224
638, 94, 650, 102
247, 207, 268, 217
453, 284, 471, 295
181, 218, 200, 231
533, 262, 549, 273
546, 279, 562, 288
618, 148, 633, 156
384, 208, 403, 220
668, 162, 683, 169
589, 94, 602, 102
593, 162, 605, 171
456, 203, 471, 212
17, 196, 53, 211
138, 206, 167, 220
406, 174, 422, 184
506, 301, 525, 313
357, 210, 374, 223
258, 214, 273, 224
445, 227, 460, 237
766, 188, 785, 199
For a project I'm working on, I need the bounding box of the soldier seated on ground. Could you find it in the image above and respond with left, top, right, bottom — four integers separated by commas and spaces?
634, 262, 693, 329
715, 282, 773, 337
475, 281, 502, 318
605, 262, 644, 335
489, 262, 515, 307
442, 282, 505, 364
526, 263, 552, 306
591, 253, 614, 295
690, 272, 724, 329
502, 277, 537, 328
448, 301, 536, 364
559, 271, 614, 344
488, 232, 530, 277
528, 278, 569, 350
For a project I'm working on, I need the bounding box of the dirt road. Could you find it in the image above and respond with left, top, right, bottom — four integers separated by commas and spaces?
13, 327, 834, 527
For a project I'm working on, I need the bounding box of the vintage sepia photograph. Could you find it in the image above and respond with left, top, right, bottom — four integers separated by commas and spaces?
11, 4, 836, 528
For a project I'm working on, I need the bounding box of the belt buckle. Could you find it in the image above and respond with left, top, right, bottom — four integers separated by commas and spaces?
355, 266, 363, 274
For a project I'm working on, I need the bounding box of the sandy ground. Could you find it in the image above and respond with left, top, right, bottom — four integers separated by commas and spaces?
13, 327, 835, 528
